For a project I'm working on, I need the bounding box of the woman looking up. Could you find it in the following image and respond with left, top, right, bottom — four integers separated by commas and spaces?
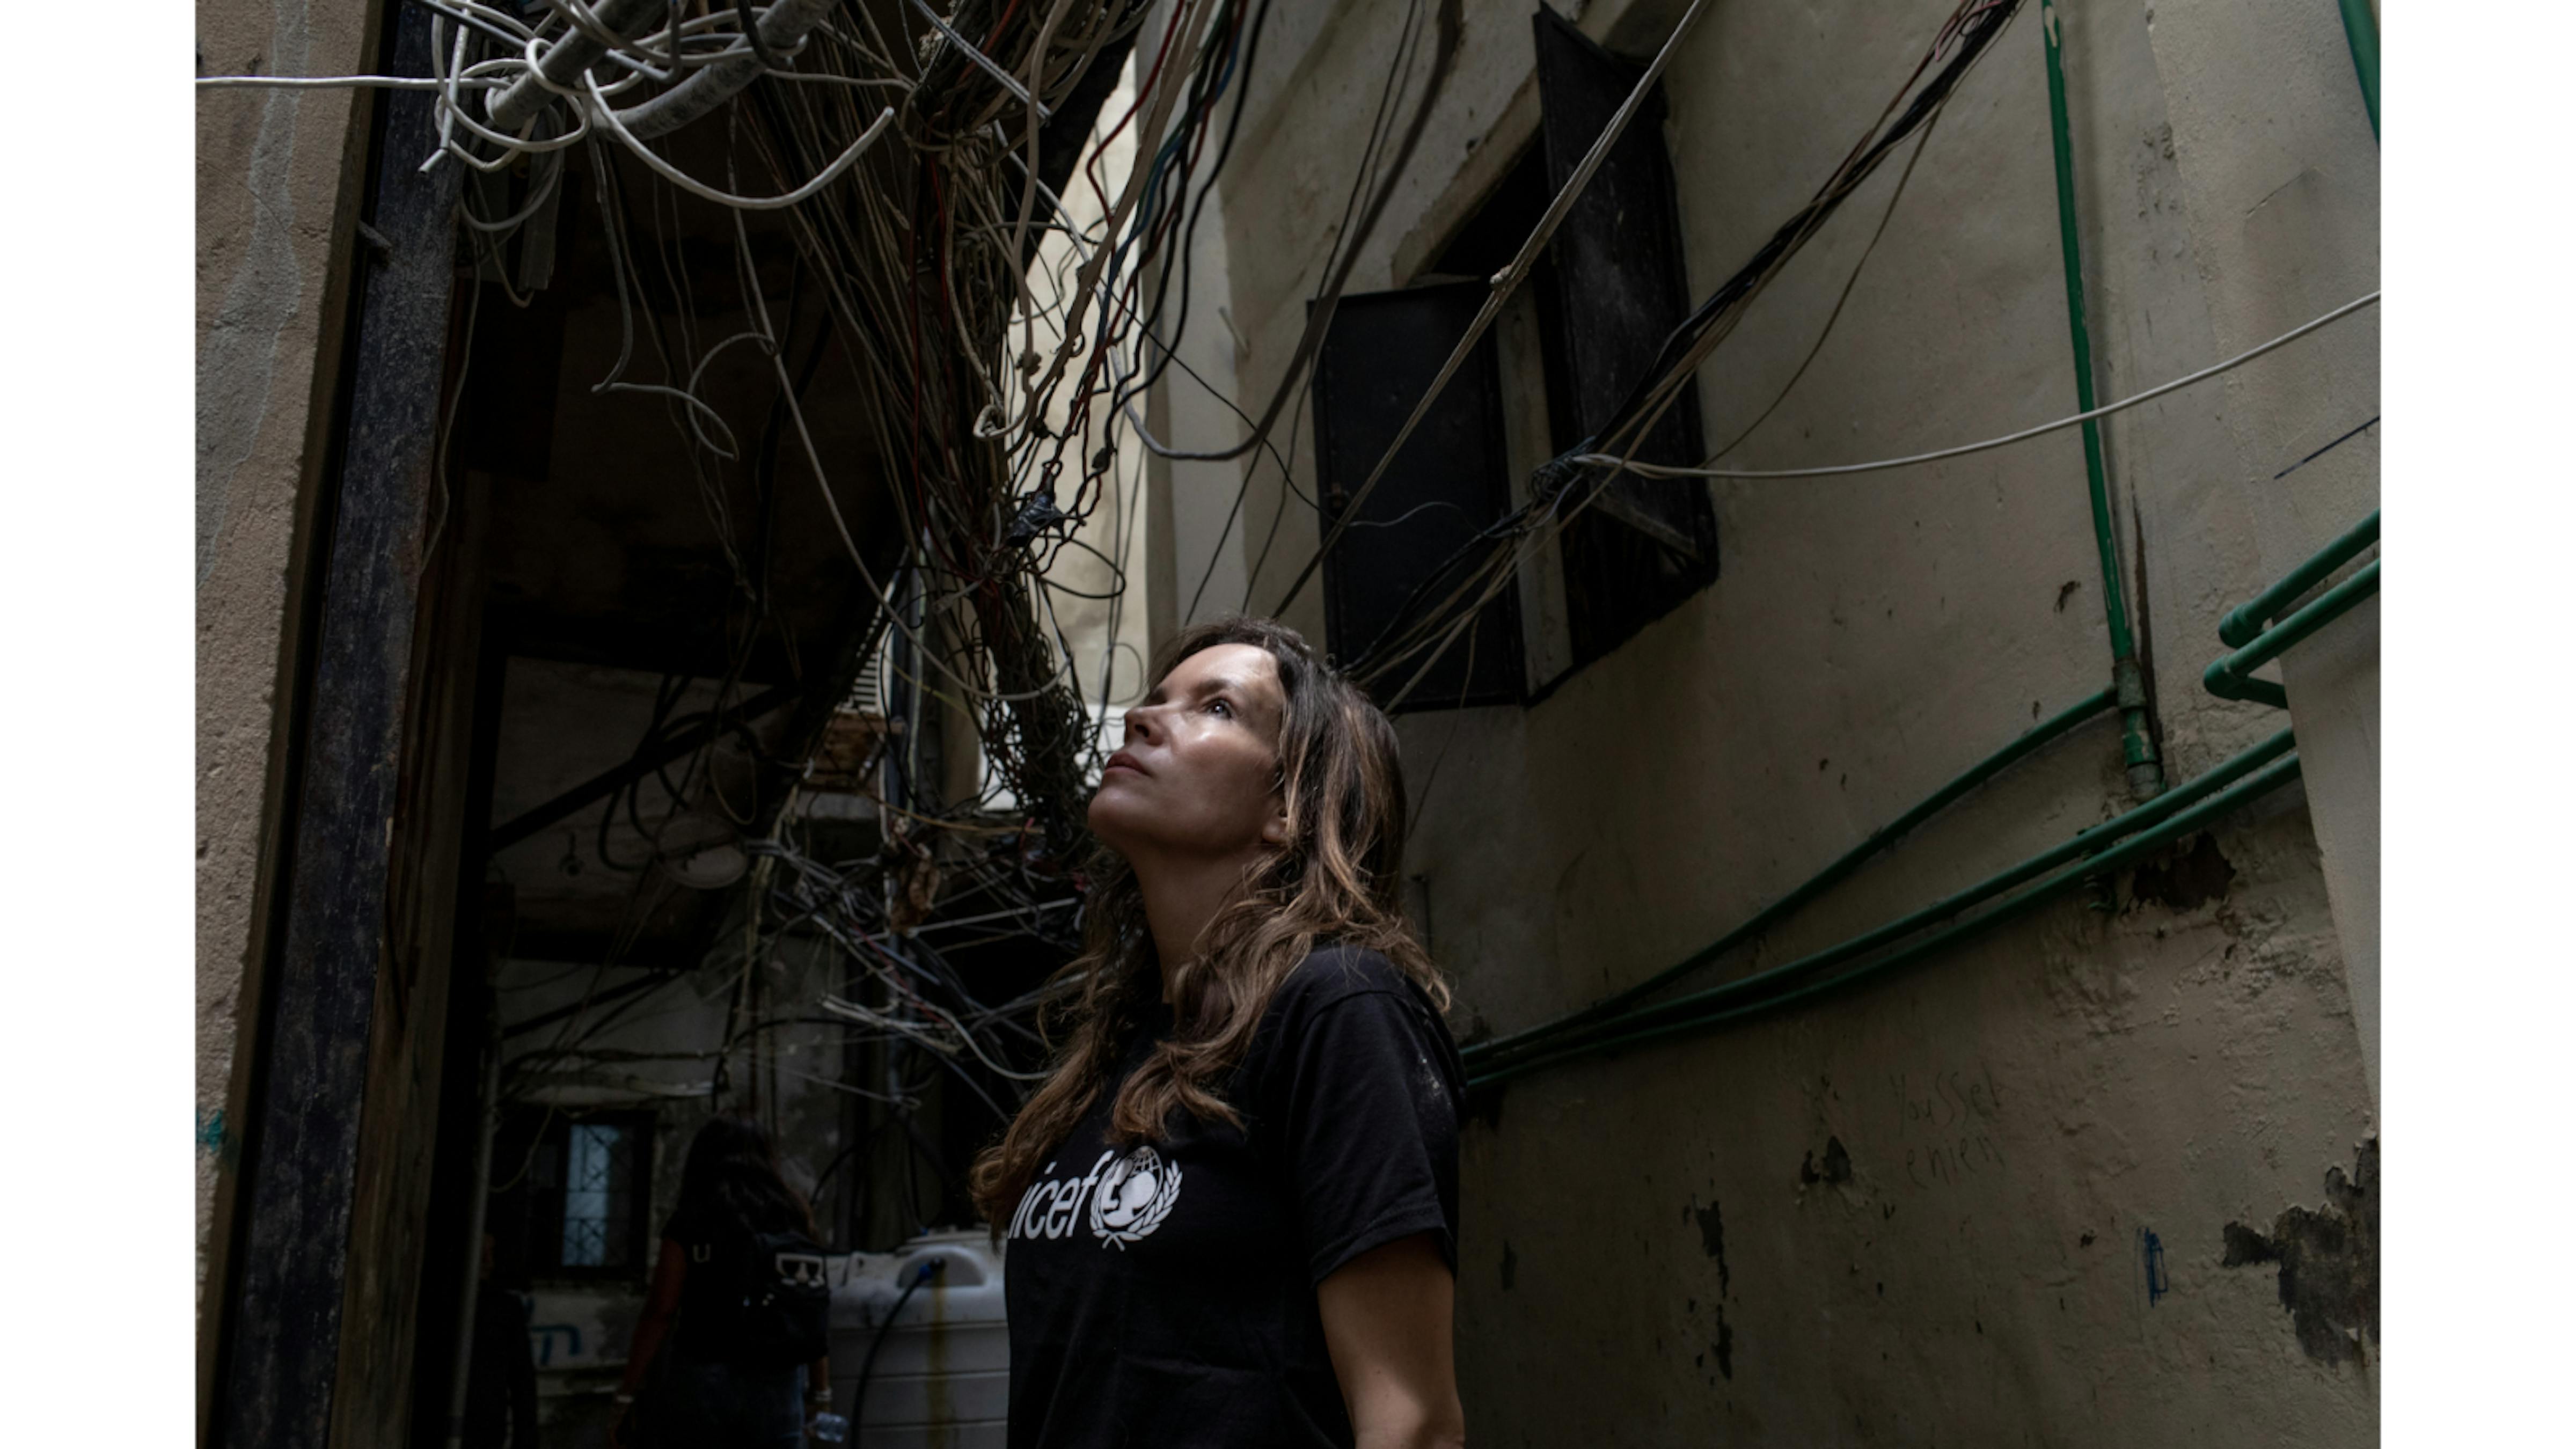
973, 617, 1470, 1449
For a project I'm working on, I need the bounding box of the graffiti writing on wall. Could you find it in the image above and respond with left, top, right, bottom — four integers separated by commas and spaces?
531, 1324, 584, 1366
1890, 1063, 2006, 1189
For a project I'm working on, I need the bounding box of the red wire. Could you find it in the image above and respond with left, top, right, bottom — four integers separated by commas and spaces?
1083, 0, 1196, 217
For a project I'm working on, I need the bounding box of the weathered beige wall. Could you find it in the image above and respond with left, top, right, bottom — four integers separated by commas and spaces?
195, 0, 382, 1418
2131, 0, 2382, 1106
1162, 0, 2380, 1439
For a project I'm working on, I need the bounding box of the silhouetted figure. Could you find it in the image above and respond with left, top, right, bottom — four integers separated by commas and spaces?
463, 1233, 539, 1449
612, 1114, 833, 1449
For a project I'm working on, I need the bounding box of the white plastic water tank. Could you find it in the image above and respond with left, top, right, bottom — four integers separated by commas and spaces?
829, 1230, 1008, 1448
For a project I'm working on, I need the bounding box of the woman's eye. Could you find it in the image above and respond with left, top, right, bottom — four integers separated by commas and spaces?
1208, 700, 1232, 718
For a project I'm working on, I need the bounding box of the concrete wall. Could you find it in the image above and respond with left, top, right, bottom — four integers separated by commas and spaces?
194, 0, 383, 1419
1153, 0, 2379, 1439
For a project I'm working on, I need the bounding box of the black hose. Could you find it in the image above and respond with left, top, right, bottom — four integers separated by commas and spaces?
850, 1258, 944, 1433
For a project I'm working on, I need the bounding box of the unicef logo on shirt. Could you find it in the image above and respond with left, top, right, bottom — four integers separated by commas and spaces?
1088, 1145, 1182, 1248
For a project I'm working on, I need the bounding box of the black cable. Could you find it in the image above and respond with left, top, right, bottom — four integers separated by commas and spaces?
851, 1258, 943, 1431
1586, 1, 2022, 459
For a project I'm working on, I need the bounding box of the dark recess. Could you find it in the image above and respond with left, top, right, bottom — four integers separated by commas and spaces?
1308, 282, 1526, 710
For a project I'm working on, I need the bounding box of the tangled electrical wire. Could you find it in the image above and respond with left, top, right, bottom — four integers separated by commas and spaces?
206, 1, 1334, 1221
207, 1, 1297, 848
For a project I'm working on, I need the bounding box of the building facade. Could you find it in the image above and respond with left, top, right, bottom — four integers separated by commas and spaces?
1138, 0, 2380, 1441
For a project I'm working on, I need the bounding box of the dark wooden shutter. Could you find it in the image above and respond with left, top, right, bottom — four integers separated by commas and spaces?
1309, 282, 1524, 711
1534, 7, 1720, 667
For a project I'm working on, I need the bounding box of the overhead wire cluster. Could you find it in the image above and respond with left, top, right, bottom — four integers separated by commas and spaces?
257, 0, 1304, 1220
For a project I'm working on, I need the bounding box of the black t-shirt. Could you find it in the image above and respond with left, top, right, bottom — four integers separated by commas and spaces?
1003, 945, 1465, 1449
663, 1201, 817, 1367
662, 1202, 736, 1364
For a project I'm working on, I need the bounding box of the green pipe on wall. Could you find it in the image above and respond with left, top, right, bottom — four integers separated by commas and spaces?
2041, 0, 2165, 801
1463, 685, 2116, 1067
1467, 728, 2296, 1079
2205, 560, 2380, 708
2218, 509, 2378, 648
1468, 747, 2306, 1091
2338, 0, 2380, 140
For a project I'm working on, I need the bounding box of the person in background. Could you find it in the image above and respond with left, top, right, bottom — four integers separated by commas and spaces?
973, 617, 1470, 1449
462, 1233, 539, 1449
612, 1114, 834, 1448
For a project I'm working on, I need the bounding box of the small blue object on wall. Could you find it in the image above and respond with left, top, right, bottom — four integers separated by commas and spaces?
2140, 1228, 2169, 1306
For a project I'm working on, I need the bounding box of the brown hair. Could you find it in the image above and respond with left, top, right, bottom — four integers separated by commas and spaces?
967, 617, 1446, 1228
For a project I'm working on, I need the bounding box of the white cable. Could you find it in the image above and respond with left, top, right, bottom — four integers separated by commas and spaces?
1580, 290, 2382, 481
195, 74, 502, 90
906, 0, 1052, 121
585, 68, 895, 210
616, 0, 838, 140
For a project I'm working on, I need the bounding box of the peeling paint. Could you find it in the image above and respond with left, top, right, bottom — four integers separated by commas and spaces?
1799, 1136, 1853, 1188
1693, 1199, 1729, 1298
2222, 1138, 2379, 1367
2130, 833, 2236, 912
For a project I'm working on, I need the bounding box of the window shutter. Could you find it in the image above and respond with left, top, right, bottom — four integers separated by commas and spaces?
1309, 281, 1525, 711
1534, 7, 1721, 665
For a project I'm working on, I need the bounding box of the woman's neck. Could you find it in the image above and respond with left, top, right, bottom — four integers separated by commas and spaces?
1131, 845, 1267, 1003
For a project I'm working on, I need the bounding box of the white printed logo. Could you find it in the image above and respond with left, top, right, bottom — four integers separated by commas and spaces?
774, 1252, 826, 1289
1007, 1146, 1184, 1249
1088, 1145, 1182, 1248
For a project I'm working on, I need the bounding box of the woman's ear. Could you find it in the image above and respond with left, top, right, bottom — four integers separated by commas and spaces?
1260, 799, 1291, 847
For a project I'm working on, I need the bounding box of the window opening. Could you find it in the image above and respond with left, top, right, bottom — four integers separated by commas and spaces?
1532, 7, 1719, 669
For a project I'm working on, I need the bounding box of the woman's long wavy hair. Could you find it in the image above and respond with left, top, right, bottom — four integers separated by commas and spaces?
968, 617, 1445, 1228
674, 1112, 820, 1240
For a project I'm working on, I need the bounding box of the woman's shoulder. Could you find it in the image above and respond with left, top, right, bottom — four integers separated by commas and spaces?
1245, 944, 1464, 1106
1279, 942, 1416, 1007
1267, 944, 1454, 1042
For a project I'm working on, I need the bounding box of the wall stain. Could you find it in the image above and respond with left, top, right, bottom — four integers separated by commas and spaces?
1694, 1199, 1730, 1298
1798, 1136, 1853, 1188
2130, 832, 2236, 912
2221, 1137, 2379, 1366
1499, 1240, 1516, 1292
1685, 1196, 1736, 1385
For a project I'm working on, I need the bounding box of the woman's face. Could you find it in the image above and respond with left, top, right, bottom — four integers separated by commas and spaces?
1088, 643, 1290, 862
